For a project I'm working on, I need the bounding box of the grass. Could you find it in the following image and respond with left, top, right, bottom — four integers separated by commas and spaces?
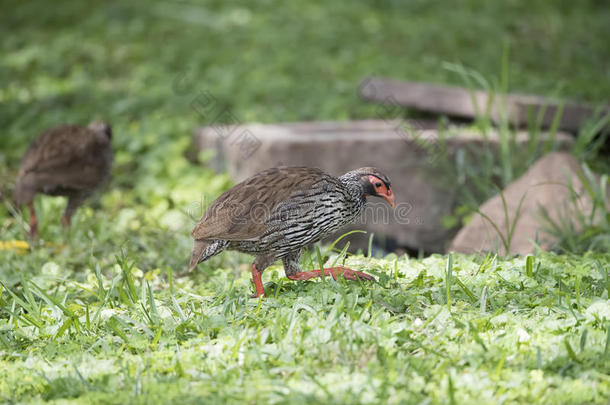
2, 1, 610, 166
538, 163, 610, 254
2, 0, 610, 403
430, 56, 609, 234
1, 250, 610, 403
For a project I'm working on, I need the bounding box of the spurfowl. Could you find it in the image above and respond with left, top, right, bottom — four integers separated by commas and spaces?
189, 166, 395, 298
14, 122, 113, 237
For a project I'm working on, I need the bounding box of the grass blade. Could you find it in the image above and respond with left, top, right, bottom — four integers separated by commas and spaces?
525, 256, 534, 278
446, 253, 453, 307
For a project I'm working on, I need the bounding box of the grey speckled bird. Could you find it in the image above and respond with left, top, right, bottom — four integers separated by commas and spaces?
14, 122, 113, 237
189, 166, 395, 298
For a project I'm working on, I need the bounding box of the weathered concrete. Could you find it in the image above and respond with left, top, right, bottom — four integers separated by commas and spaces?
449, 152, 602, 255
195, 120, 573, 253
360, 77, 610, 133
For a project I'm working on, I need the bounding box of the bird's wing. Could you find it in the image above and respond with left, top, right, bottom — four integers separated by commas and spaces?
192, 167, 336, 241
17, 125, 111, 191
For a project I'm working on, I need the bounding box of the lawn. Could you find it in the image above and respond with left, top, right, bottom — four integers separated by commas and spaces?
1, 251, 609, 403
1, 0, 610, 403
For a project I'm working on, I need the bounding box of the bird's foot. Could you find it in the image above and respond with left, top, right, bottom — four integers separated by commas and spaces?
287, 266, 376, 282
250, 264, 266, 298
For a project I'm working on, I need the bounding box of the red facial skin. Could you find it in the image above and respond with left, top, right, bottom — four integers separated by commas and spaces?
367, 175, 395, 208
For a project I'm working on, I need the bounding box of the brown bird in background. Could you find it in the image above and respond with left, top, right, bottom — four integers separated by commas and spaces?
190, 166, 395, 298
14, 122, 113, 238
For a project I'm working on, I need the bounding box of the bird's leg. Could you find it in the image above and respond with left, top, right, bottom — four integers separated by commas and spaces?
62, 194, 84, 228
28, 201, 39, 238
281, 251, 375, 283
249, 254, 276, 299
251, 264, 266, 298
286, 266, 376, 282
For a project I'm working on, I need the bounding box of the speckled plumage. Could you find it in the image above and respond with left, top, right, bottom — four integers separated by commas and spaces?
189, 166, 394, 297
14, 122, 113, 235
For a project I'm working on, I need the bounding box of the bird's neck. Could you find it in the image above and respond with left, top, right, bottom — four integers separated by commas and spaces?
339, 174, 366, 210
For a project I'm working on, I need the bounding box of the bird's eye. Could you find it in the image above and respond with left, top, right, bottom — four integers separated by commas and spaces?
375, 182, 382, 187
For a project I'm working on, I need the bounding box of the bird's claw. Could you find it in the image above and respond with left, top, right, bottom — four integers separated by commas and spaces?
340, 269, 376, 282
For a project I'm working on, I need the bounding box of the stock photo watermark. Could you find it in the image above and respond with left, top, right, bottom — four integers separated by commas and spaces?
184, 196, 415, 225
359, 76, 445, 166
173, 72, 426, 227
172, 70, 262, 160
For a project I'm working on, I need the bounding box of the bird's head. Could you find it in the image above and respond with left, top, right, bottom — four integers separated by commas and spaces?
342, 167, 395, 208
88, 121, 113, 139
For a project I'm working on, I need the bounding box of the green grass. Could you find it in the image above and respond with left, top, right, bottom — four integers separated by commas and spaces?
2, 0, 610, 403
2, 0, 610, 168
1, 251, 610, 403
538, 163, 610, 254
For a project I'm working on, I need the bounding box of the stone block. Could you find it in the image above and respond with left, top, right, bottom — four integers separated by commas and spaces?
449, 152, 604, 255
360, 77, 609, 133
195, 120, 573, 253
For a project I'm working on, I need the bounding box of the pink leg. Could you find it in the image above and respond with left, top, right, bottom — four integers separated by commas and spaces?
287, 266, 376, 282
28, 201, 39, 238
251, 264, 266, 298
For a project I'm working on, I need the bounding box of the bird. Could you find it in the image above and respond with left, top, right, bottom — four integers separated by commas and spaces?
189, 166, 395, 298
14, 121, 113, 238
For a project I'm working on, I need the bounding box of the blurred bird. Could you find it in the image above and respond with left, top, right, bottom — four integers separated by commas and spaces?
189, 166, 395, 298
14, 122, 113, 238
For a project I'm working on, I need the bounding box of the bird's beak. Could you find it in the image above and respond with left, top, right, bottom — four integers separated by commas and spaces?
382, 188, 396, 209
